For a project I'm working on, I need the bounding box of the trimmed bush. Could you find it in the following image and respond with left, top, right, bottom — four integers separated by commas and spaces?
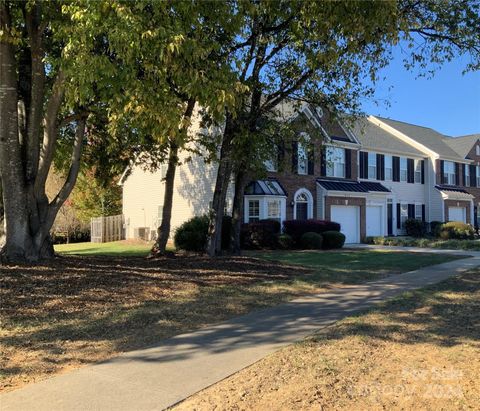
322, 231, 346, 249
438, 221, 475, 240
429, 221, 443, 237
300, 232, 323, 249
174, 215, 209, 252
283, 219, 340, 245
404, 218, 428, 238
241, 219, 281, 249
277, 234, 294, 249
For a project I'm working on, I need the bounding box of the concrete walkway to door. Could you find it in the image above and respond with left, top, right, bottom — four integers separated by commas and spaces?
1, 248, 479, 411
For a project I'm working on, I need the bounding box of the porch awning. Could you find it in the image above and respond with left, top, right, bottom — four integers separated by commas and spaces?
245, 179, 287, 196
435, 185, 474, 200
317, 179, 390, 193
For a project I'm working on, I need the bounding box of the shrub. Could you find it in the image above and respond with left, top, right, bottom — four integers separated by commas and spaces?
283, 219, 340, 245
277, 234, 294, 249
300, 232, 323, 249
438, 221, 475, 240
241, 219, 281, 249
429, 221, 443, 237
322, 231, 346, 249
404, 218, 428, 238
174, 215, 209, 252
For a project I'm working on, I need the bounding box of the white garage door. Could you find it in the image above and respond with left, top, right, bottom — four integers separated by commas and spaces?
366, 205, 383, 237
331, 205, 360, 243
448, 207, 466, 223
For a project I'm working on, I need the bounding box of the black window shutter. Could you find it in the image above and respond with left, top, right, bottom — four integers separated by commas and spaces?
396, 203, 401, 229
455, 163, 460, 185
307, 145, 314, 175
376, 154, 385, 180
320, 148, 326, 177
421, 160, 425, 184
408, 204, 415, 219
462, 164, 466, 187
277, 141, 285, 170
393, 156, 400, 182
470, 164, 476, 187
345, 149, 352, 179
359, 151, 366, 179
439, 160, 445, 184
292, 142, 298, 173
422, 204, 426, 222
407, 158, 414, 183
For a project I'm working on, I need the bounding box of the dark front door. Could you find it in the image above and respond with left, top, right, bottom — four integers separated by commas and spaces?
296, 203, 308, 220
387, 203, 393, 236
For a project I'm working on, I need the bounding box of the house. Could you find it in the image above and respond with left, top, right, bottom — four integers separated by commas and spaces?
120, 107, 479, 243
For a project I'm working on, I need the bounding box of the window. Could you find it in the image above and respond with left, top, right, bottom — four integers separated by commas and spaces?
465, 166, 470, 187
477, 166, 480, 187
368, 152, 377, 179
444, 161, 455, 185
415, 204, 423, 220
414, 160, 422, 183
385, 155, 392, 181
265, 157, 277, 172
400, 158, 408, 182
476, 145, 480, 156
400, 204, 408, 228
326, 147, 345, 178
297, 142, 307, 175
267, 199, 281, 222
248, 200, 260, 222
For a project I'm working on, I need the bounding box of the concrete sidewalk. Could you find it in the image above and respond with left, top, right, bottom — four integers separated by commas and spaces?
2, 250, 479, 411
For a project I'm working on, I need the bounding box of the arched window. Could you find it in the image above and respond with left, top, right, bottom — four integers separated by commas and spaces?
294, 188, 313, 220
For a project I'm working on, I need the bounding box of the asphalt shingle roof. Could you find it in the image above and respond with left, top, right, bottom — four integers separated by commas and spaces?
444, 134, 480, 159
375, 117, 463, 160
351, 117, 425, 157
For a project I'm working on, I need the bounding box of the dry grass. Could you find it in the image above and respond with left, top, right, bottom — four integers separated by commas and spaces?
173, 269, 480, 411
0, 250, 463, 393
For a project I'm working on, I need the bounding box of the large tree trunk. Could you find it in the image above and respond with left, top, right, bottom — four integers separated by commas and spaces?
153, 142, 178, 254
230, 169, 248, 255
152, 99, 195, 256
206, 113, 236, 256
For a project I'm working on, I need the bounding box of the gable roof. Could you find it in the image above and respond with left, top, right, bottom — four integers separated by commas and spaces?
351, 117, 425, 157
444, 134, 480, 159
374, 117, 463, 160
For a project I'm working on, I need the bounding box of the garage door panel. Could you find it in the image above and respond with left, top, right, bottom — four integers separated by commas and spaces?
448, 207, 466, 223
331, 205, 360, 244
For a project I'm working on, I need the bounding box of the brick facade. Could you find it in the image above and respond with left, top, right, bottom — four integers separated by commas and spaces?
324, 196, 366, 240
444, 199, 471, 224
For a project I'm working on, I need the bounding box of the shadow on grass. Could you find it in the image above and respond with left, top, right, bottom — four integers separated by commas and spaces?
0, 251, 472, 384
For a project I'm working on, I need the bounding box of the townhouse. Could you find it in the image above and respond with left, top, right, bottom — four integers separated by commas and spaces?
121, 105, 479, 243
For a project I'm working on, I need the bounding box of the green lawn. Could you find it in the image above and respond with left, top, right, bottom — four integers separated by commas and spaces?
253, 249, 465, 283
54, 241, 153, 257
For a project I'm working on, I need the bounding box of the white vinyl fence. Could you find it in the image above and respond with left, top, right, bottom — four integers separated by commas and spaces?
90, 214, 124, 243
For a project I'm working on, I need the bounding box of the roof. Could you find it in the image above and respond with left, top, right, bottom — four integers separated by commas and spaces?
435, 185, 470, 193
435, 185, 474, 200
351, 117, 425, 157
244, 180, 287, 196
317, 179, 390, 193
444, 134, 480, 159
375, 117, 463, 160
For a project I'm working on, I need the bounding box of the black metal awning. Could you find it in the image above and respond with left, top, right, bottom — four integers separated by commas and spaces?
317, 179, 390, 193
245, 179, 287, 196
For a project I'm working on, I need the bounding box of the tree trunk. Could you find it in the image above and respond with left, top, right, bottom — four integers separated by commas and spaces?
230, 169, 248, 255
152, 141, 178, 255
206, 113, 236, 256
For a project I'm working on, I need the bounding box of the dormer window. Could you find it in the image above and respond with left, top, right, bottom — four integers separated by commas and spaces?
443, 161, 455, 185
326, 147, 345, 178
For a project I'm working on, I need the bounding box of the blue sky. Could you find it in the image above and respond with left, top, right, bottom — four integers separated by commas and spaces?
361, 46, 480, 137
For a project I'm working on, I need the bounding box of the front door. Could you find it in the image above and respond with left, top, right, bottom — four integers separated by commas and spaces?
296, 202, 308, 220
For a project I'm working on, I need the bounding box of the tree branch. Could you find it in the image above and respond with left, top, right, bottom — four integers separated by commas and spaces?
35, 70, 65, 195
